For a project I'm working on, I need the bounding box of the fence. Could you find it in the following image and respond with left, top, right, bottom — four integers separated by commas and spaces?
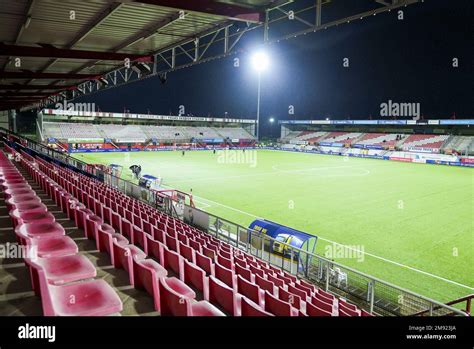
0, 127, 468, 316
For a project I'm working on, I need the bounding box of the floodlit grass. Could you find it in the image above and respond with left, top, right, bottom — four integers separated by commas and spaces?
74, 149, 474, 302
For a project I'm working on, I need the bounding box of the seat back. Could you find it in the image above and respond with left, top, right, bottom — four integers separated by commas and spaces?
306, 301, 332, 316
165, 234, 178, 252
235, 263, 253, 282
311, 295, 333, 313
195, 251, 213, 276
208, 276, 237, 315
264, 290, 294, 316
214, 262, 235, 288
236, 275, 261, 305
158, 277, 191, 316
240, 297, 273, 317
288, 283, 308, 300
178, 241, 194, 263
255, 274, 276, 296
162, 247, 183, 277
183, 259, 206, 292
278, 286, 302, 310
146, 235, 163, 261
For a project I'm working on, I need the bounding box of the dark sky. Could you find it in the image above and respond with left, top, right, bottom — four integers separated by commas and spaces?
76, 0, 473, 137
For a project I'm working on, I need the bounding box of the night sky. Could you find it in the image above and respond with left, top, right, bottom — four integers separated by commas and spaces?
75, 0, 473, 137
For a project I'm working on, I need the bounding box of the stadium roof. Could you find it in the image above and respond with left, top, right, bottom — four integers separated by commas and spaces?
0, 0, 290, 110
0, 0, 420, 111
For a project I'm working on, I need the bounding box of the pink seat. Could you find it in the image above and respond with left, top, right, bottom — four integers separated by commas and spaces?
178, 242, 195, 263
165, 234, 178, 252
183, 259, 209, 297
12, 201, 47, 214
255, 274, 277, 296
161, 247, 184, 279
132, 258, 168, 311
188, 300, 226, 317
15, 221, 65, 240
264, 291, 299, 316
195, 251, 214, 276
235, 263, 254, 282
3, 187, 35, 199
306, 301, 333, 316
9, 209, 55, 229
132, 226, 148, 251
158, 277, 197, 316
311, 295, 334, 314
216, 254, 233, 270
74, 207, 93, 230
95, 223, 116, 251
26, 235, 78, 258
112, 242, 146, 285
279, 286, 303, 311
338, 301, 361, 316
26, 255, 96, 296
145, 235, 163, 261
240, 297, 274, 317
214, 262, 236, 288
288, 283, 309, 301
236, 275, 264, 307
84, 214, 103, 240
33, 262, 122, 316
207, 276, 242, 316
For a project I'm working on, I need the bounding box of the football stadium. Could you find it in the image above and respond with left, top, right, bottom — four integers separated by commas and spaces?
0, 0, 472, 343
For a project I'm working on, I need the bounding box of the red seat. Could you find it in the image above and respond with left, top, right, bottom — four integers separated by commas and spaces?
161, 246, 184, 279
24, 235, 78, 258
306, 301, 333, 316
214, 262, 236, 288
188, 300, 226, 316
26, 255, 96, 296
311, 295, 334, 314
266, 273, 285, 289
236, 275, 264, 307
9, 209, 55, 229
195, 251, 214, 276
132, 226, 148, 251
145, 235, 164, 261
112, 242, 146, 285
207, 276, 242, 316
292, 280, 314, 297
264, 291, 299, 316
235, 263, 254, 282
288, 283, 309, 301
216, 254, 233, 270
240, 297, 274, 317
338, 300, 360, 316
178, 241, 195, 263
202, 245, 216, 260
255, 274, 277, 296
33, 261, 122, 316
13, 201, 47, 214
84, 214, 103, 240
279, 286, 303, 311
165, 234, 179, 252
132, 258, 168, 311
158, 277, 197, 316
183, 259, 209, 297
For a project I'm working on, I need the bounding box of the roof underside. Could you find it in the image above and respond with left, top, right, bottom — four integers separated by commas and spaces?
0, 0, 285, 109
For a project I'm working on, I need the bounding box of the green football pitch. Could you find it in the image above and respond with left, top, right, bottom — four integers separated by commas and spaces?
73, 149, 473, 302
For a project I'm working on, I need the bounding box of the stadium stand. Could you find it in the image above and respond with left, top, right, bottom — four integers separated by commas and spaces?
400, 134, 449, 150
41, 123, 255, 143
442, 135, 473, 153
1, 145, 367, 316
321, 132, 362, 144
355, 133, 399, 146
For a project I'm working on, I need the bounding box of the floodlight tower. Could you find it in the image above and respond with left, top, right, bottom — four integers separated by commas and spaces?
251, 51, 269, 141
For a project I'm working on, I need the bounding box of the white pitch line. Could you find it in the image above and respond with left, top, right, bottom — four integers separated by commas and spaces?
192, 194, 474, 291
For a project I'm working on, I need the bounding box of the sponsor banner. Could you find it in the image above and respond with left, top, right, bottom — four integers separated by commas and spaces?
104, 138, 112, 143
353, 120, 378, 125
319, 142, 344, 147
428, 120, 440, 125
290, 140, 308, 145
366, 145, 385, 150
390, 156, 413, 162
407, 146, 439, 153
68, 138, 103, 143
378, 120, 407, 125
47, 137, 57, 143
332, 120, 353, 125
352, 144, 365, 148
406, 120, 417, 125
231, 139, 239, 143
200, 138, 223, 143
439, 119, 474, 125
115, 138, 146, 143
461, 157, 474, 164
412, 158, 426, 164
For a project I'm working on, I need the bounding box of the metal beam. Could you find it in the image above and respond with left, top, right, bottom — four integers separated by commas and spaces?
0, 43, 152, 62
0, 71, 101, 80
0, 92, 52, 97
0, 84, 75, 90
133, 0, 265, 22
